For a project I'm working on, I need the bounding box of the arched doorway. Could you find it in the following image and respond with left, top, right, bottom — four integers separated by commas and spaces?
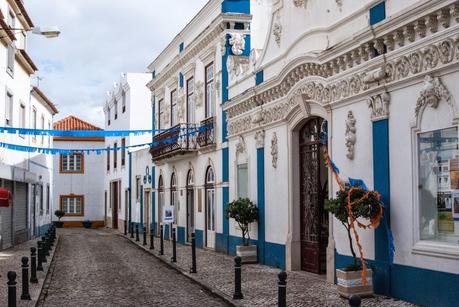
205, 166, 215, 249
186, 169, 195, 243
170, 172, 178, 238
157, 175, 164, 236
299, 117, 329, 274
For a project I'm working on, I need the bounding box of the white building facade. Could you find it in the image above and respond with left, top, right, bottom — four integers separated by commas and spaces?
224, 0, 459, 306
0, 0, 57, 249
52, 116, 105, 228
146, 0, 270, 249
103, 73, 152, 232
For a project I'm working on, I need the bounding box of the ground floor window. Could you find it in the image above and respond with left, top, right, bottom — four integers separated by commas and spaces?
61, 195, 84, 216
418, 126, 459, 244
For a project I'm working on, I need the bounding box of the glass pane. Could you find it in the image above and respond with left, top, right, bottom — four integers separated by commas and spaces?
237, 164, 248, 198
418, 127, 459, 243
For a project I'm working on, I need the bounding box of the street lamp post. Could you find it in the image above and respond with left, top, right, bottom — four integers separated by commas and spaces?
1, 26, 60, 38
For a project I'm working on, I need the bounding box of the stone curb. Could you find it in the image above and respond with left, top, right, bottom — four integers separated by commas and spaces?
119, 234, 244, 307
33, 236, 60, 307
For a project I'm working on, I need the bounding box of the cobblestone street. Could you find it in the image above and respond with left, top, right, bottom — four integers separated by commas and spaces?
37, 228, 228, 307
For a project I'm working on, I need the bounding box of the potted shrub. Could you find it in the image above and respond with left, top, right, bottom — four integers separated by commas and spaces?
54, 210, 65, 228
325, 186, 383, 298
226, 198, 259, 264
82, 220, 92, 229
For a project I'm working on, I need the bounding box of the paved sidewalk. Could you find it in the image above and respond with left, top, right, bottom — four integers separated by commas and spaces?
123, 232, 417, 307
0, 235, 58, 307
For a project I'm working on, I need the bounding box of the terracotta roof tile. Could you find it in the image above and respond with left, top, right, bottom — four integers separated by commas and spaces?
53, 115, 102, 131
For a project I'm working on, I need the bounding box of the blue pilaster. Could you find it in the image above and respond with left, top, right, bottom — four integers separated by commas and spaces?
140, 185, 144, 229
372, 119, 391, 295
257, 147, 265, 264
128, 153, 132, 224
221, 0, 250, 14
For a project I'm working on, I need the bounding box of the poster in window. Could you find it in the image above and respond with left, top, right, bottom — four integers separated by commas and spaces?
450, 159, 459, 189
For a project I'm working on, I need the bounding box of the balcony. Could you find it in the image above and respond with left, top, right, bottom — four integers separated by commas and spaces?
197, 117, 216, 148
150, 123, 198, 161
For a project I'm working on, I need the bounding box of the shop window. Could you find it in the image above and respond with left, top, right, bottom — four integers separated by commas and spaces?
418, 126, 459, 244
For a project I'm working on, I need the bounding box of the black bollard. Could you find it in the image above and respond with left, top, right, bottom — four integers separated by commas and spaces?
150, 232, 154, 250
349, 295, 361, 307
20, 257, 31, 300
7, 271, 16, 307
171, 227, 177, 263
278, 271, 287, 307
37, 242, 44, 271
159, 224, 164, 255
190, 232, 197, 273
233, 256, 243, 300
135, 225, 140, 242
124, 220, 127, 236
42, 236, 50, 257
30, 248, 38, 284
143, 227, 147, 246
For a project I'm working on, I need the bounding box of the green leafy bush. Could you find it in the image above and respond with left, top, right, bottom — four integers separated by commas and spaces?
226, 198, 259, 246
325, 187, 383, 270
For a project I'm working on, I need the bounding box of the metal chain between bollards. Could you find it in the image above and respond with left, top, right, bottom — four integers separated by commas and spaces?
233, 256, 243, 300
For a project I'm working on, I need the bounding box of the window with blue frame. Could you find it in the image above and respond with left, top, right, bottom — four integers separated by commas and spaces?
369, 2, 386, 26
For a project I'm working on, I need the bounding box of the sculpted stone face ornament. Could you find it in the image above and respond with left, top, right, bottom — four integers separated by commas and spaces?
229, 33, 246, 56
345, 111, 356, 160
368, 92, 390, 121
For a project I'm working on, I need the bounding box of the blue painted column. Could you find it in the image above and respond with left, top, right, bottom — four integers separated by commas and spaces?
140, 185, 144, 229
152, 166, 156, 232
372, 118, 391, 295
256, 132, 265, 264
128, 152, 132, 225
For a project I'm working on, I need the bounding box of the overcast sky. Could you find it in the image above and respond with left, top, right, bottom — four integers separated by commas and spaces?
26, 0, 208, 127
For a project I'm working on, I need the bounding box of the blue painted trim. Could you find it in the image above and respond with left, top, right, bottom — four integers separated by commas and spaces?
38, 223, 51, 236
222, 33, 230, 103
177, 226, 186, 244
195, 229, 204, 248
128, 153, 132, 224
222, 148, 229, 182
257, 148, 265, 264
164, 224, 170, 240
335, 251, 459, 307
369, 1, 386, 25
179, 42, 184, 53
179, 72, 184, 88
255, 70, 264, 85
152, 70, 156, 79
222, 186, 229, 253
372, 119, 391, 295
221, 0, 250, 14
140, 185, 144, 228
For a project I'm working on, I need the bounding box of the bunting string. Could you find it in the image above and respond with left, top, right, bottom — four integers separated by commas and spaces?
0, 125, 209, 155
0, 126, 191, 137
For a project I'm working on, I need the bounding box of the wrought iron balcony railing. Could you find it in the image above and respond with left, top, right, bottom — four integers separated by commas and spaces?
150, 123, 198, 160
197, 117, 215, 148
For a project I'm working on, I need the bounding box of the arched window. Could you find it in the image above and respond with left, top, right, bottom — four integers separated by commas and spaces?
205, 166, 215, 248
170, 172, 178, 208
187, 169, 194, 187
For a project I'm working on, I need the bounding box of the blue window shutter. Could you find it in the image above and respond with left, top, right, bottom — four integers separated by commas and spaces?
370, 2, 386, 26
179, 42, 184, 53
179, 73, 184, 88
256, 70, 264, 85
152, 70, 156, 79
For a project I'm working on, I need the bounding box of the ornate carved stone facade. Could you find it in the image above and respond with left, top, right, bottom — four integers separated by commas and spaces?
194, 81, 204, 107
227, 55, 250, 79
293, 0, 307, 8
255, 130, 265, 148
415, 74, 452, 117
368, 92, 391, 121
229, 33, 246, 56
271, 132, 278, 169
272, 14, 282, 47
345, 111, 356, 160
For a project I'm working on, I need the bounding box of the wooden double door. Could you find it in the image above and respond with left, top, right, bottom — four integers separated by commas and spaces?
299, 117, 329, 274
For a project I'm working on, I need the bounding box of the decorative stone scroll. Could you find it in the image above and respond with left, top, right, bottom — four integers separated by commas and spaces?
271, 132, 278, 169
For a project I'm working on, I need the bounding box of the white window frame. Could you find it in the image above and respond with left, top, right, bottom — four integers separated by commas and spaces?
5, 91, 13, 126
